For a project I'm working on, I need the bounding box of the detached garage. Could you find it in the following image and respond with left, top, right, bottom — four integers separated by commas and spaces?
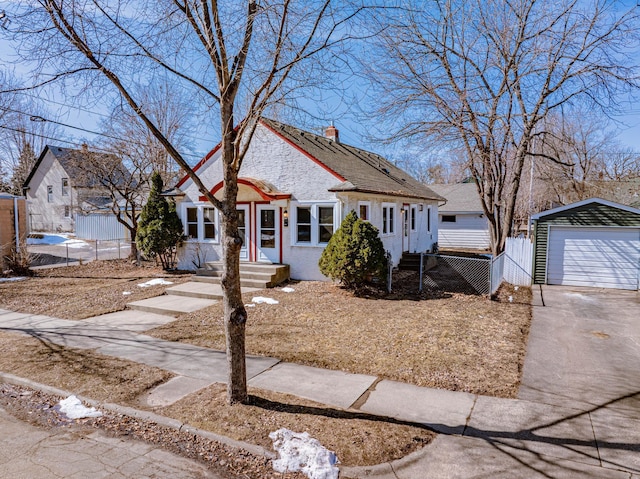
532, 198, 640, 290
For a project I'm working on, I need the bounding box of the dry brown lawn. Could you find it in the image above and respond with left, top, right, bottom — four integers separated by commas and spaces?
0, 331, 172, 404
151, 281, 532, 398
0, 329, 434, 467
0, 260, 191, 319
0, 260, 532, 470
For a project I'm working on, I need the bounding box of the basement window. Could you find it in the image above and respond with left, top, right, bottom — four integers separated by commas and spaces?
442, 215, 457, 223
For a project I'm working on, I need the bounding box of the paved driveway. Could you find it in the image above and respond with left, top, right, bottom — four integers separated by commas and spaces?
519, 285, 640, 414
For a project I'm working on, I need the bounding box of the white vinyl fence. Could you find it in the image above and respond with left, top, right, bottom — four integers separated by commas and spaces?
503, 237, 533, 286
75, 213, 130, 241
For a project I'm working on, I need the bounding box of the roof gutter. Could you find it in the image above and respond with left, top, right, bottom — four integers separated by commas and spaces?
328, 186, 443, 203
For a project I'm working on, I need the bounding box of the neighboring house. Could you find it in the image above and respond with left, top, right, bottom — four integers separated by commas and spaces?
23, 145, 127, 235
171, 118, 443, 280
429, 183, 490, 250
0, 193, 27, 271
532, 198, 640, 290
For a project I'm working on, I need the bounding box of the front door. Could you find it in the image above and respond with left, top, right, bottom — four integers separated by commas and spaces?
402, 205, 410, 252
256, 204, 279, 263
237, 205, 249, 261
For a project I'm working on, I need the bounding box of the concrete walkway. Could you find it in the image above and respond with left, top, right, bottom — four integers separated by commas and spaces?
1, 284, 639, 478
0, 405, 220, 478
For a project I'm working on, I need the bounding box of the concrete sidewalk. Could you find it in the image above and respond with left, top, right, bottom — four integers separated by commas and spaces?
1, 294, 639, 478
0, 404, 220, 478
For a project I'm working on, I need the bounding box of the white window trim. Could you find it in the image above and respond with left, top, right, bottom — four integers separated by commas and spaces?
381, 202, 396, 236
182, 203, 220, 243
427, 205, 432, 233
47, 185, 53, 203
62, 178, 69, 196
357, 201, 371, 222
291, 201, 338, 247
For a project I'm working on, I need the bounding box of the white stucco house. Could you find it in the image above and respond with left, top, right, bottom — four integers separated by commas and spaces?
23, 145, 128, 236
172, 118, 444, 280
429, 183, 490, 251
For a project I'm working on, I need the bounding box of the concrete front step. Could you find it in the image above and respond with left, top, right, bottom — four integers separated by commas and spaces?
191, 275, 274, 289
398, 253, 437, 271
127, 295, 217, 317
197, 262, 290, 288
166, 282, 261, 300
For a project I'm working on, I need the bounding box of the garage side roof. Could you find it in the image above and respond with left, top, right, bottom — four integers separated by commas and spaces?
532, 198, 640, 220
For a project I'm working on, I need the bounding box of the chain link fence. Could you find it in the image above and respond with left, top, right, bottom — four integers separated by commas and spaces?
26, 237, 131, 268
419, 253, 492, 295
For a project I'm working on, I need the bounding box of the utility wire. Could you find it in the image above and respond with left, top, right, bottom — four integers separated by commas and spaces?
12, 91, 219, 146
0, 105, 205, 159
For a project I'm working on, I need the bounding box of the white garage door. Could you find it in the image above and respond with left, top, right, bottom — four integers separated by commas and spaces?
547, 227, 640, 290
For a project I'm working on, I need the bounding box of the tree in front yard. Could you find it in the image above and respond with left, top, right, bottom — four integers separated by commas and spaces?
136, 172, 184, 270
319, 211, 387, 289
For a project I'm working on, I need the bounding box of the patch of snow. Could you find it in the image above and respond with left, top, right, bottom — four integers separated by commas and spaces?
508, 295, 513, 303
270, 428, 339, 479
122, 291, 132, 296
252, 296, 279, 305
59, 395, 102, 419
514, 286, 519, 291
137, 278, 173, 287
64, 239, 89, 249
27, 233, 87, 248
0, 277, 27, 283
245, 303, 256, 308
281, 287, 295, 293
27, 233, 69, 245
565, 292, 596, 302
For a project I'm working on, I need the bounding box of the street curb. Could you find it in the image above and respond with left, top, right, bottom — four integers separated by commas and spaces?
0, 372, 275, 460
0, 371, 427, 478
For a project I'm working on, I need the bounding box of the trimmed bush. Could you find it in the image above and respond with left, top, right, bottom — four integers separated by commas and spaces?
319, 210, 387, 289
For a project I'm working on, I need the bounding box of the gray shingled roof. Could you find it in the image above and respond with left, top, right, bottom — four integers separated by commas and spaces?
261, 118, 444, 202
429, 183, 484, 213
24, 145, 128, 189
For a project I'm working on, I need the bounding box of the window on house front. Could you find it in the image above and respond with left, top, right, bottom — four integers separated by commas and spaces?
185, 205, 219, 241
382, 204, 395, 234
293, 203, 336, 246
47, 185, 53, 203
296, 206, 311, 243
203, 208, 215, 239
358, 202, 370, 221
62, 178, 69, 196
427, 206, 432, 232
64, 205, 71, 218
186, 207, 198, 238
318, 206, 334, 243
411, 206, 417, 231
442, 215, 457, 223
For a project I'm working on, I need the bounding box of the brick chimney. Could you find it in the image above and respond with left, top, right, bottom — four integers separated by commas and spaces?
325, 124, 339, 143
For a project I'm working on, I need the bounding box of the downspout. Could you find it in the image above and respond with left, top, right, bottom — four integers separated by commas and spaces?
13, 196, 20, 248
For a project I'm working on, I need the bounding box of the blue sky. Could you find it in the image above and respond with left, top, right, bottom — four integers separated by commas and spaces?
2, 0, 640, 168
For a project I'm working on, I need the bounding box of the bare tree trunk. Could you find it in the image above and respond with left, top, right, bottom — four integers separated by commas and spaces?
220, 114, 248, 405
